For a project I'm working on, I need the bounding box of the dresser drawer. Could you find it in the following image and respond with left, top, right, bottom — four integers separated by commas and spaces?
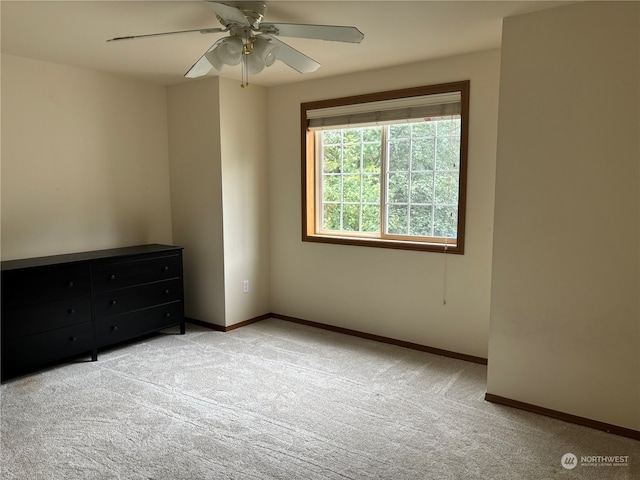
95, 302, 183, 347
1, 322, 94, 374
2, 296, 92, 340
92, 254, 181, 292
1, 263, 90, 309
93, 279, 182, 319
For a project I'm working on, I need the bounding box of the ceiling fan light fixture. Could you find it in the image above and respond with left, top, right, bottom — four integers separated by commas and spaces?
217, 35, 243, 66
253, 36, 279, 68
241, 36, 280, 82
246, 51, 265, 75
205, 48, 225, 72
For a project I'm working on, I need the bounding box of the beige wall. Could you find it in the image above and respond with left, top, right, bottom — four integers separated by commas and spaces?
167, 77, 270, 327
1, 54, 173, 260
488, 1, 640, 430
167, 77, 226, 326
268, 49, 501, 358
1, 54, 271, 327
219, 78, 271, 326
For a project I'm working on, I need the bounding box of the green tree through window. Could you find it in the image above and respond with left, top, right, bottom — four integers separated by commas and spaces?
319, 117, 461, 240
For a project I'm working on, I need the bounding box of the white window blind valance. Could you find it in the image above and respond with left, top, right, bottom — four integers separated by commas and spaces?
306, 91, 461, 130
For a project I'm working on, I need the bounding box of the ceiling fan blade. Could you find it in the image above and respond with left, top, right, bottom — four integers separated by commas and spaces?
184, 38, 226, 78
204, 1, 250, 26
107, 27, 224, 42
259, 23, 364, 43
185, 56, 213, 79
261, 35, 320, 74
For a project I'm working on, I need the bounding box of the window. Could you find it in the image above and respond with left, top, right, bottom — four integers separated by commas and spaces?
301, 81, 469, 253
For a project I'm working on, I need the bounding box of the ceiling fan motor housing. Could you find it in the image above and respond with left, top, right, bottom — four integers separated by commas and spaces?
218, 1, 267, 28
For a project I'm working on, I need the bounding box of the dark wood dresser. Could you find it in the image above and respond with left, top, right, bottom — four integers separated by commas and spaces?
1, 244, 185, 379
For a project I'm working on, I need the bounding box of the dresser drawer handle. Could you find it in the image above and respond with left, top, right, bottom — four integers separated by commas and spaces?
110, 300, 117, 306
69, 336, 77, 342
162, 266, 169, 272
163, 289, 170, 295
68, 308, 76, 315
164, 312, 171, 318
67, 281, 74, 287
111, 325, 118, 331
109, 274, 116, 281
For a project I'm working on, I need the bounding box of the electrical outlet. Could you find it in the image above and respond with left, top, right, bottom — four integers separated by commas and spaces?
242, 280, 249, 294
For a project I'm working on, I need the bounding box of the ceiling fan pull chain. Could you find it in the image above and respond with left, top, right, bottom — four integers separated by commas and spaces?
242, 57, 248, 88
241, 30, 249, 88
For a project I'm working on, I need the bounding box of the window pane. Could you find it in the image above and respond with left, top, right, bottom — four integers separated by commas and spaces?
362, 173, 380, 203
323, 146, 341, 173
344, 144, 361, 173
323, 175, 341, 202
387, 204, 408, 235
435, 136, 460, 170
320, 127, 382, 235
437, 118, 461, 136
411, 138, 435, 171
344, 128, 361, 144
410, 173, 434, 204
363, 143, 381, 172
388, 172, 409, 203
342, 144, 361, 173
363, 127, 382, 142
343, 204, 360, 231
342, 175, 361, 203
409, 205, 433, 236
362, 204, 380, 233
434, 206, 458, 239
323, 203, 341, 230
389, 124, 411, 138
434, 172, 459, 205
388, 140, 410, 171
323, 130, 341, 145
412, 122, 436, 138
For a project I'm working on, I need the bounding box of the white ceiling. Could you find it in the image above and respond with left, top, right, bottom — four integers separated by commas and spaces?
1, 1, 571, 87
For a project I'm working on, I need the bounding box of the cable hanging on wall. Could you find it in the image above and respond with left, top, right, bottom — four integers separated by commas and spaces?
443, 237, 449, 306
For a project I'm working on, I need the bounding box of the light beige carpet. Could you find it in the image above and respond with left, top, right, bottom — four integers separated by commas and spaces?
1, 318, 638, 479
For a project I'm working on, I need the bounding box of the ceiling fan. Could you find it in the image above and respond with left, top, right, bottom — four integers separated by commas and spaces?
107, 1, 365, 87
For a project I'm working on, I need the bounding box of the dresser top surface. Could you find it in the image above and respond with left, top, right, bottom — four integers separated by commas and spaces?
1, 244, 183, 272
